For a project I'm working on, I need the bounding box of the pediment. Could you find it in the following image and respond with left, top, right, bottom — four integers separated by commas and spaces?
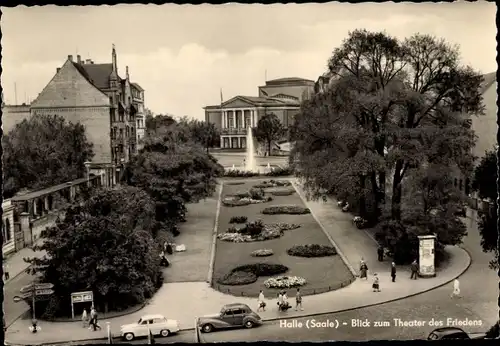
221, 96, 256, 108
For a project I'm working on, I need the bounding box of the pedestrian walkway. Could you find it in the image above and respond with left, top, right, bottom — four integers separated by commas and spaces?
6, 244, 470, 345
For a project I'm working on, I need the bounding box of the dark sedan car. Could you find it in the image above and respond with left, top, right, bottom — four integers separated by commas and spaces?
427, 327, 486, 340
197, 303, 262, 333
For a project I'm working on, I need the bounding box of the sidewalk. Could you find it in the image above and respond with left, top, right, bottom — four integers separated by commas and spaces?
6, 242, 470, 345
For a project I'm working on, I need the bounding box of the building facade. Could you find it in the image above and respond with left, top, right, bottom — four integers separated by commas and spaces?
131, 83, 146, 149
30, 46, 144, 185
2, 200, 16, 256
204, 77, 314, 149
1, 103, 31, 134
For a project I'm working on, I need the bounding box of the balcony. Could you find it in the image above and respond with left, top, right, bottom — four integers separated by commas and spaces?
221, 128, 248, 135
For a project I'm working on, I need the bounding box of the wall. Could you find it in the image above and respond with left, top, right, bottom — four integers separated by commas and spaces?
1, 105, 31, 134
472, 82, 497, 159
259, 84, 314, 101
32, 107, 112, 164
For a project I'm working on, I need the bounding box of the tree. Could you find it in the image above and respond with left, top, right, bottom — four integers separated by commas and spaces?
145, 113, 176, 134
293, 30, 482, 260
472, 148, 498, 269
3, 114, 94, 198
254, 113, 286, 156
183, 119, 220, 153
124, 122, 224, 236
25, 187, 163, 317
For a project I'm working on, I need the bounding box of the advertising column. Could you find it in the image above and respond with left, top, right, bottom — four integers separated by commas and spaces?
418, 235, 436, 277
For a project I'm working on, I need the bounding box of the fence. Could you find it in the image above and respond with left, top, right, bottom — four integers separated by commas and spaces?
211, 276, 356, 298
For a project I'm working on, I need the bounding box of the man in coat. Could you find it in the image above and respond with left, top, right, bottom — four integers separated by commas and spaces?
390, 262, 396, 282
410, 260, 419, 280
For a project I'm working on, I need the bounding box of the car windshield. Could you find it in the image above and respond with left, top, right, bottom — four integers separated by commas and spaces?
137, 318, 143, 324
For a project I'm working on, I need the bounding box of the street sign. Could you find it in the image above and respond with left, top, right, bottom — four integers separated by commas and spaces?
35, 283, 54, 290
20, 283, 54, 295
13, 296, 23, 303
71, 291, 93, 303
35, 289, 54, 296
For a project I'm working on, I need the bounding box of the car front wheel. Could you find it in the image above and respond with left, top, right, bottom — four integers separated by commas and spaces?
160, 329, 170, 337
244, 321, 254, 329
202, 324, 214, 333
124, 333, 135, 341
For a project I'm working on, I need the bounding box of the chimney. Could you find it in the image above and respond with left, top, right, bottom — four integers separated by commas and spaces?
86, 59, 92, 64
77, 55, 81, 64
68, 55, 73, 62
57, 67, 61, 73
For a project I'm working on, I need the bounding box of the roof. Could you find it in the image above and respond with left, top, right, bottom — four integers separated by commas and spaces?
11, 176, 100, 201
72, 62, 117, 90
223, 303, 250, 308
266, 77, 315, 84
131, 82, 144, 91
480, 72, 496, 94
140, 314, 165, 320
204, 94, 300, 109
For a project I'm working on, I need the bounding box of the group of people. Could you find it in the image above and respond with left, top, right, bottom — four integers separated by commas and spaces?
257, 288, 303, 312
81, 306, 101, 331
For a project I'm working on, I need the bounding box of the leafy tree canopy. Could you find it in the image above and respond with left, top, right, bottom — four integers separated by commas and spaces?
3, 114, 94, 198
124, 121, 224, 233
25, 187, 162, 316
254, 113, 286, 156
177, 117, 220, 152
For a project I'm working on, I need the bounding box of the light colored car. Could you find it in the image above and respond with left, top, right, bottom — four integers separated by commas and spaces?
198, 303, 262, 333
120, 314, 180, 341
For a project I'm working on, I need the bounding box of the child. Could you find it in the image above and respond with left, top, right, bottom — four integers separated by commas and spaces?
451, 279, 461, 298
372, 273, 381, 292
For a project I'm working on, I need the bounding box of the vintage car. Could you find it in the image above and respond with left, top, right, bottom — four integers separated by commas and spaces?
197, 303, 262, 333
120, 314, 180, 341
427, 327, 486, 340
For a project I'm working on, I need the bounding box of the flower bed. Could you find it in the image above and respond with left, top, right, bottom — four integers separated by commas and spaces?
229, 216, 248, 224
224, 170, 259, 177
253, 180, 292, 189
250, 249, 274, 257
264, 276, 307, 289
218, 222, 301, 242
226, 181, 245, 186
265, 167, 293, 176
222, 196, 273, 207
287, 244, 337, 258
262, 205, 311, 215
218, 270, 258, 285
270, 189, 295, 196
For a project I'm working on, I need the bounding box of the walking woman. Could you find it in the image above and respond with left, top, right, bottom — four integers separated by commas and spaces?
359, 260, 368, 280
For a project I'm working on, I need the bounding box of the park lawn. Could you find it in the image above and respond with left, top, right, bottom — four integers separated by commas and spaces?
212, 180, 354, 298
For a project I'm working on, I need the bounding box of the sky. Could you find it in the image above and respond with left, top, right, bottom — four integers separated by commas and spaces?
1, 2, 497, 120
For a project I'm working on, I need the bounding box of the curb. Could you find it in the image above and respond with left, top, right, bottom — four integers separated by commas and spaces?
292, 180, 358, 279
206, 182, 224, 285
7, 247, 472, 346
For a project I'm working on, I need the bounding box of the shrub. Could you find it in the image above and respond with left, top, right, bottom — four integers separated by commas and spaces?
226, 182, 245, 186
229, 216, 248, 224
227, 226, 241, 233
232, 191, 251, 199
233, 263, 288, 276
287, 244, 337, 258
249, 188, 266, 200
243, 220, 265, 236
218, 270, 257, 285
253, 180, 292, 189
251, 249, 274, 257
264, 276, 306, 288
262, 205, 311, 215
222, 198, 252, 207
270, 189, 295, 196
265, 167, 293, 177
265, 222, 301, 232
224, 170, 259, 177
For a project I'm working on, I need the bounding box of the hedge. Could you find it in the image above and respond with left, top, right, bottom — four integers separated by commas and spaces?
270, 190, 295, 196
262, 205, 311, 215
250, 249, 274, 257
287, 244, 337, 258
229, 216, 248, 224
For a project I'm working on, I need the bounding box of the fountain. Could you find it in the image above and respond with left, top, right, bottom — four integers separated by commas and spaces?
232, 164, 236, 170
245, 127, 258, 172
267, 163, 271, 170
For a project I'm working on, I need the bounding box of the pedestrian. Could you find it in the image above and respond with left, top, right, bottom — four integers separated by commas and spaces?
82, 308, 88, 328
322, 195, 327, 203
377, 246, 384, 262
3, 263, 10, 281
451, 279, 461, 298
243, 158, 246, 167
277, 292, 283, 310
359, 260, 368, 280
89, 306, 101, 331
282, 291, 289, 310
390, 262, 396, 282
257, 290, 266, 312
295, 288, 303, 311
372, 273, 381, 292
410, 259, 419, 280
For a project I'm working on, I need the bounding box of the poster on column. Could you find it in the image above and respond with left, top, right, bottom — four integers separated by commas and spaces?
418, 235, 436, 277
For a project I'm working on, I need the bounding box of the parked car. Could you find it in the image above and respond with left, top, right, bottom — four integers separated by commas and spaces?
120, 314, 180, 341
198, 303, 262, 333
427, 327, 486, 340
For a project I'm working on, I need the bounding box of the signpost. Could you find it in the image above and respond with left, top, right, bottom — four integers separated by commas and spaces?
16, 283, 55, 333
71, 291, 94, 319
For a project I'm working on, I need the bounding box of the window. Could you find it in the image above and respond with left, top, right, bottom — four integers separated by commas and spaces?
152, 318, 163, 324
228, 113, 234, 128
119, 129, 123, 138
2, 221, 6, 245
126, 126, 129, 138
454, 178, 457, 187
459, 179, 463, 191
232, 309, 244, 315
223, 310, 232, 317
119, 112, 124, 122
109, 96, 113, 105
110, 109, 116, 123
